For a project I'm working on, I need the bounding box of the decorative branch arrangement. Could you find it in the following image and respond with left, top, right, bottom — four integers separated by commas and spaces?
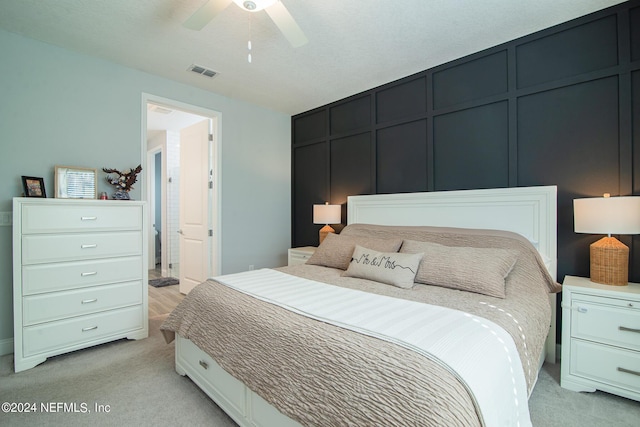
102, 164, 142, 199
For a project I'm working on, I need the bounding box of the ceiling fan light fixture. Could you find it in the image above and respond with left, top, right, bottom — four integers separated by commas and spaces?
232, 0, 277, 12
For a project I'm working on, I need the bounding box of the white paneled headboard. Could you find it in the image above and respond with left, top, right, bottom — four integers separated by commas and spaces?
347, 186, 557, 280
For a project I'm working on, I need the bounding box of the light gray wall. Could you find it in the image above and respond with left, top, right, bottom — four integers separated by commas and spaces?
0, 29, 291, 351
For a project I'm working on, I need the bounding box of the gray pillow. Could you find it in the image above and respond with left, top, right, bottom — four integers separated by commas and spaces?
400, 240, 518, 298
306, 233, 403, 270
343, 245, 423, 289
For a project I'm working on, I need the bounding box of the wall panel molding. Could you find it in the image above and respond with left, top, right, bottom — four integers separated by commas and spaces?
292, 0, 640, 295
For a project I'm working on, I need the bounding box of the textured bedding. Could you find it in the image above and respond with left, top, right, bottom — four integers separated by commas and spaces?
161, 225, 559, 427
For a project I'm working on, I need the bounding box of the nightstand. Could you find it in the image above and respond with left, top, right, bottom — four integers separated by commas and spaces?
287, 247, 316, 266
560, 275, 640, 401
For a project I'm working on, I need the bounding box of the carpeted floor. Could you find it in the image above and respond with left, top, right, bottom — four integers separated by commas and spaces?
0, 316, 235, 427
1, 317, 638, 426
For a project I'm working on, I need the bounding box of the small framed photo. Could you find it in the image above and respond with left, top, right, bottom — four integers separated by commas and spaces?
21, 176, 47, 198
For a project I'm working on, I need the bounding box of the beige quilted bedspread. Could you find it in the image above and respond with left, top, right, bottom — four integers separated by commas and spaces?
161, 225, 559, 427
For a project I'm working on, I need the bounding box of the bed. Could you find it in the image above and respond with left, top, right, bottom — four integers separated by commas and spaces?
161, 186, 560, 427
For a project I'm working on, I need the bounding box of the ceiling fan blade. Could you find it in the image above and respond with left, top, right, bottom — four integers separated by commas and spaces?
183, 0, 232, 30
265, 1, 308, 48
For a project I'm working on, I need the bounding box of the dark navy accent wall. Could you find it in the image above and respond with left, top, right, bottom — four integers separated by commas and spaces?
292, 0, 640, 302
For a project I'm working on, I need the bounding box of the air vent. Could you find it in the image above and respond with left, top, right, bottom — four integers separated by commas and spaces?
188, 64, 218, 78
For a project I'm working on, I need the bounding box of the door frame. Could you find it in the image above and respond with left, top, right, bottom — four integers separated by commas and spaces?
141, 93, 222, 278
146, 145, 162, 271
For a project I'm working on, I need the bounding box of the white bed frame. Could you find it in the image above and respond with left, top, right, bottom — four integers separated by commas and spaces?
175, 185, 558, 427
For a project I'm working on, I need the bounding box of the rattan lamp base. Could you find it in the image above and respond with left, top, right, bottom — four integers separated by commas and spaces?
590, 236, 629, 286
319, 225, 335, 244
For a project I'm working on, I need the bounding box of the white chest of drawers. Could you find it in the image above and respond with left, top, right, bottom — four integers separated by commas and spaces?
13, 197, 148, 372
560, 275, 640, 401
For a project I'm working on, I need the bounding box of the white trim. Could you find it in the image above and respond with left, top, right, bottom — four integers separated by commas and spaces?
141, 93, 222, 278
146, 145, 162, 270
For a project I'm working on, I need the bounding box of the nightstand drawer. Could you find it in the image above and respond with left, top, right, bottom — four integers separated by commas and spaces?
288, 247, 316, 266
571, 299, 640, 351
571, 340, 640, 393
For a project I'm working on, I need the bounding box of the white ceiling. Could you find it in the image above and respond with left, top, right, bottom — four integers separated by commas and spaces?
0, 0, 627, 115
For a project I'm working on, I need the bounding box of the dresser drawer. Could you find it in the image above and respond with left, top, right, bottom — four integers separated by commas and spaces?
571, 298, 640, 351
22, 204, 142, 234
23, 281, 142, 326
22, 256, 142, 295
23, 305, 144, 357
22, 231, 141, 264
571, 340, 640, 393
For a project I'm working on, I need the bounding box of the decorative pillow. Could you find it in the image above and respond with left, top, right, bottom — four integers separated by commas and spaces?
306, 233, 403, 270
400, 240, 518, 298
343, 245, 423, 289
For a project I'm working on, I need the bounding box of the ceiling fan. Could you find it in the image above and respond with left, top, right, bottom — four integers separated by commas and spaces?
183, 0, 308, 48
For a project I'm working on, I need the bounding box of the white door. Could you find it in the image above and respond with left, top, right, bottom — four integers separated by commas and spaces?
179, 119, 211, 294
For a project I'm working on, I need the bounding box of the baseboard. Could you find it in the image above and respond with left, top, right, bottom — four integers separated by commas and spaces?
0, 337, 14, 356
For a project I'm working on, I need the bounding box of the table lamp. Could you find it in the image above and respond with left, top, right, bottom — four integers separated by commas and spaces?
574, 193, 640, 285
313, 202, 341, 244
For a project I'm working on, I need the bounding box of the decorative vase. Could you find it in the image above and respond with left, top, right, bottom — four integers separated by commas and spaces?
113, 190, 131, 200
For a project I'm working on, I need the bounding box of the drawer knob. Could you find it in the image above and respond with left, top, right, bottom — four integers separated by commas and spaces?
577, 306, 588, 313
81, 216, 97, 221
81, 271, 97, 277
198, 360, 209, 370
82, 326, 98, 332
81, 298, 98, 304
81, 244, 97, 249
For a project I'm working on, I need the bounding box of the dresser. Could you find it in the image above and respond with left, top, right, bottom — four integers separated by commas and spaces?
13, 198, 148, 372
560, 275, 640, 401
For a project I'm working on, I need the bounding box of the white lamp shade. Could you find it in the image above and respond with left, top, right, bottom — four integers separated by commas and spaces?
574, 196, 640, 235
313, 204, 341, 225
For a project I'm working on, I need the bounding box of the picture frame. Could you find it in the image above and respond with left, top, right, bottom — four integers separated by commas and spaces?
21, 176, 47, 198
54, 166, 98, 199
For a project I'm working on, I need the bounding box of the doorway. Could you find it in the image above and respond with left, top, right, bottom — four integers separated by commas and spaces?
143, 95, 221, 293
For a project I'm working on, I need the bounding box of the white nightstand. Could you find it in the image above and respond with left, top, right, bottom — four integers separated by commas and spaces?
560, 275, 640, 401
287, 247, 316, 266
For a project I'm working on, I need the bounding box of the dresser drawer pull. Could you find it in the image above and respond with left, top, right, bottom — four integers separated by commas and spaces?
81, 244, 97, 249
82, 326, 98, 332
198, 360, 209, 370
81, 216, 97, 221
81, 298, 98, 304
577, 306, 588, 313
81, 271, 97, 277
617, 367, 640, 377
619, 326, 640, 334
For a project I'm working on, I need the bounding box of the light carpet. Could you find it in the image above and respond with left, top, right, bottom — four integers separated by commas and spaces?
1, 316, 638, 427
